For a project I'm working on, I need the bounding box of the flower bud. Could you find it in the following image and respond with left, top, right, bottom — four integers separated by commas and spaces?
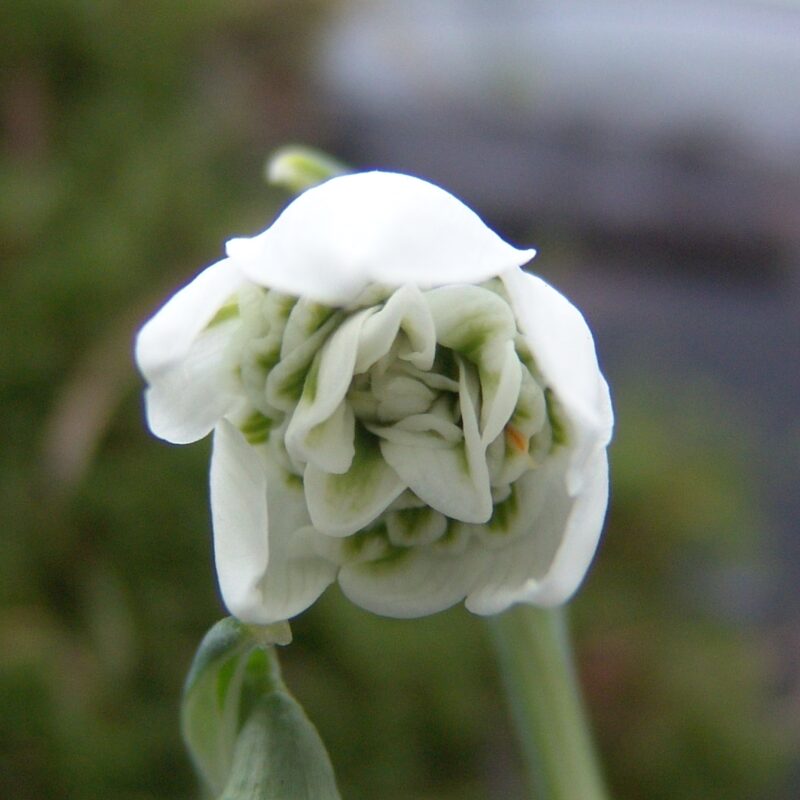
182, 618, 340, 800
136, 172, 613, 622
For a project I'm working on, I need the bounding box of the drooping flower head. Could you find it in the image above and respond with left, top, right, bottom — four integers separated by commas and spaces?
136, 172, 613, 623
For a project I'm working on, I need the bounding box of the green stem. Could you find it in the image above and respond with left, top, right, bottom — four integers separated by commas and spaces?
489, 606, 611, 800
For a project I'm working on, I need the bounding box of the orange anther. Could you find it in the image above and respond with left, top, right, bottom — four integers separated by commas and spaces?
505, 425, 528, 453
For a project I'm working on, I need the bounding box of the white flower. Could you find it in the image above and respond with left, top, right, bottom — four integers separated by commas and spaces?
135, 172, 613, 623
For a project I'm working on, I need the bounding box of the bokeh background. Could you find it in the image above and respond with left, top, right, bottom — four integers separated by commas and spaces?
2, 1, 799, 798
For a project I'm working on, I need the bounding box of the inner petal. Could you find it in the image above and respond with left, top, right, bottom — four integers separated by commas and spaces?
280, 297, 337, 358
366, 416, 462, 449
386, 506, 447, 547
353, 284, 436, 374
290, 400, 355, 475
283, 308, 372, 461
425, 284, 516, 361
379, 357, 493, 523
265, 310, 344, 411
304, 425, 405, 537
394, 357, 460, 394
477, 340, 522, 446
372, 373, 437, 422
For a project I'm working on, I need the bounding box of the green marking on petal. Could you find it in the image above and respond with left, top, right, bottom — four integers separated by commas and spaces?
511, 369, 547, 436
278, 293, 297, 315
386, 506, 447, 547
338, 425, 372, 482
514, 334, 539, 375
266, 311, 342, 410
477, 340, 522, 446
457, 328, 491, 360
480, 365, 499, 394
391, 508, 428, 537
323, 426, 393, 499
545, 387, 568, 448
284, 473, 303, 490
256, 343, 281, 374
301, 353, 321, 404
342, 526, 391, 563
280, 299, 339, 358
273, 363, 310, 406
426, 285, 516, 363
487, 484, 519, 534
360, 544, 413, 572
266, 291, 298, 323
432, 520, 470, 554
206, 300, 239, 329
431, 346, 460, 384
302, 302, 337, 335
456, 446, 471, 476
304, 424, 404, 536
387, 490, 427, 511
239, 411, 272, 444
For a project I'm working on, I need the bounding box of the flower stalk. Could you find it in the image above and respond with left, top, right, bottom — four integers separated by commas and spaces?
490, 606, 611, 800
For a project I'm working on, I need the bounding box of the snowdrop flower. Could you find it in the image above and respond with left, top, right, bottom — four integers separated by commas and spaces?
135, 172, 613, 623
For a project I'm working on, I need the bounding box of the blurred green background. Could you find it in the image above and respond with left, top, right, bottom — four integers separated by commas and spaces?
1, 2, 797, 798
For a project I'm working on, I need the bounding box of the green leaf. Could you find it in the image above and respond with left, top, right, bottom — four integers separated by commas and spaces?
181, 618, 340, 800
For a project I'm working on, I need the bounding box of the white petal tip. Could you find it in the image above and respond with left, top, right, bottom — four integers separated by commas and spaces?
224, 237, 252, 261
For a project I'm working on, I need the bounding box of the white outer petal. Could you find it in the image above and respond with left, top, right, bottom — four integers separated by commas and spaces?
226, 172, 535, 305
465, 448, 609, 614
527, 447, 610, 605
135, 258, 247, 444
466, 267, 613, 612
500, 267, 613, 493
135, 258, 244, 379
210, 420, 270, 619
210, 421, 337, 623
142, 324, 238, 444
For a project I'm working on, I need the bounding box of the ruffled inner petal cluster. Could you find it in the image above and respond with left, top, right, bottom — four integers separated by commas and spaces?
208, 275, 575, 617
